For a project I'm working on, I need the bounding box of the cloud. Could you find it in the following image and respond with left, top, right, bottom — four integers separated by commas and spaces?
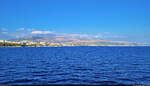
0, 27, 127, 42
59, 33, 89, 38
94, 35, 103, 39
104, 32, 110, 34
68, 34, 89, 38
103, 34, 126, 39
0, 32, 8, 34
27, 28, 35, 31
17, 28, 25, 31
31, 30, 55, 34
12, 33, 29, 38
17, 28, 35, 32
57, 33, 104, 40
95, 32, 127, 39
0, 28, 8, 31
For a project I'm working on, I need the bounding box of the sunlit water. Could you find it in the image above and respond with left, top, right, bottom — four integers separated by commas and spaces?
0, 47, 150, 85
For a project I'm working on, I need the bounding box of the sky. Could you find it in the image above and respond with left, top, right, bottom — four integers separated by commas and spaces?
0, 0, 150, 44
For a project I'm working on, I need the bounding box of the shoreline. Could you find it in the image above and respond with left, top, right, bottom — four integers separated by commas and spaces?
0, 46, 150, 47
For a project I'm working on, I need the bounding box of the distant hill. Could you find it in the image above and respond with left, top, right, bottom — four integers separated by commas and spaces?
8, 35, 139, 46
9, 35, 81, 43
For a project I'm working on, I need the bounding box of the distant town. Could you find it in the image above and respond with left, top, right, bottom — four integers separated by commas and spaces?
1, 34, 149, 47
0, 39, 143, 47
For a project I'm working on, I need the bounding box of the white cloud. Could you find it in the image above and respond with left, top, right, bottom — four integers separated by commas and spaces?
0, 32, 8, 34
17, 28, 36, 32
69, 34, 88, 38
94, 35, 102, 38
27, 28, 35, 31
59, 33, 90, 38
104, 32, 110, 34
1, 28, 8, 31
17, 28, 25, 31
103, 34, 126, 38
31, 30, 55, 34
0, 27, 127, 41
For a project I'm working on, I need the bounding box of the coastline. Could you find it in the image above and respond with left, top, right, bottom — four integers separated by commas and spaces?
0, 45, 150, 47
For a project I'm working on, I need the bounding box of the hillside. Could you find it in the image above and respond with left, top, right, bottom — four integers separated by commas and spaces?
7, 36, 140, 46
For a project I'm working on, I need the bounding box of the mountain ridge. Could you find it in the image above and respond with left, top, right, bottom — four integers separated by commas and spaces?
7, 35, 141, 46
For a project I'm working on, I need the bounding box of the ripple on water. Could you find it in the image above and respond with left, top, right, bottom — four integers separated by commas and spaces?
116, 78, 133, 82
0, 47, 150, 85
1, 78, 39, 84
92, 80, 119, 85
26, 66, 37, 69
74, 68, 93, 71
56, 73, 70, 76
47, 78, 93, 84
32, 74, 48, 77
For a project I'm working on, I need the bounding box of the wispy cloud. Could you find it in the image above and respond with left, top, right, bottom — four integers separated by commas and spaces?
16, 28, 35, 32
0, 28, 8, 31
31, 30, 55, 34
0, 28, 127, 42
17, 28, 25, 31
104, 32, 110, 34
57, 33, 103, 40
94, 32, 126, 39
93, 34, 103, 39
0, 32, 8, 34
11, 33, 31, 38
27, 28, 35, 31
0, 28, 8, 35
63, 33, 89, 38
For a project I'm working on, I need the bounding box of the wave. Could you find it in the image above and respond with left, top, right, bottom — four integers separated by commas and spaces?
1, 78, 39, 84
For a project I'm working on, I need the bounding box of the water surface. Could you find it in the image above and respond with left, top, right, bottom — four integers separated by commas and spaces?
0, 47, 150, 85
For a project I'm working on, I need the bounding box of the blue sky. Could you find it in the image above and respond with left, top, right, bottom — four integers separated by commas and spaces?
0, 0, 150, 44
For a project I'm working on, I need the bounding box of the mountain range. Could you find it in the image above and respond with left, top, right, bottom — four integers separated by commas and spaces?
8, 35, 141, 46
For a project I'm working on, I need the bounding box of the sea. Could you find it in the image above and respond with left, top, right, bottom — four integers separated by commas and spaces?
0, 46, 150, 85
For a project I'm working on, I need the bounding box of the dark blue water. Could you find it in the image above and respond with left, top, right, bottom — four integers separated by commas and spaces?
0, 47, 150, 85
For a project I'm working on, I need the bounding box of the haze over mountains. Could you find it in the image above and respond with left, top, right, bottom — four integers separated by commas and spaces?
0, 29, 148, 46
8, 33, 141, 46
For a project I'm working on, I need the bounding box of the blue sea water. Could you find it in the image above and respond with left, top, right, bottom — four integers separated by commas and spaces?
0, 46, 150, 85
